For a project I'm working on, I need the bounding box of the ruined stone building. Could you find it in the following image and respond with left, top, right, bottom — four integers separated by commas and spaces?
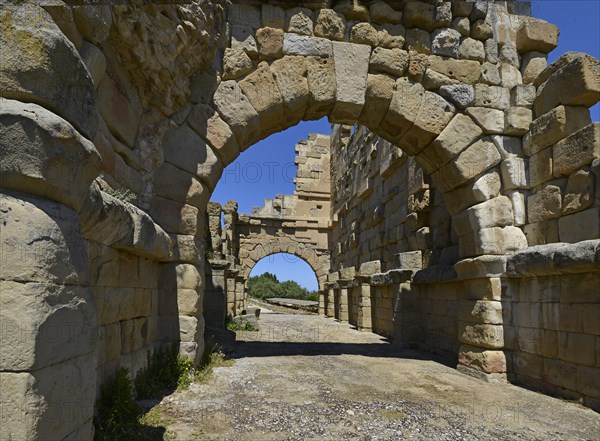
0, 1, 599, 439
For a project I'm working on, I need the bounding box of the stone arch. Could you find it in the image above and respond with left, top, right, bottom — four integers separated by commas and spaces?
240, 237, 329, 290
158, 0, 546, 262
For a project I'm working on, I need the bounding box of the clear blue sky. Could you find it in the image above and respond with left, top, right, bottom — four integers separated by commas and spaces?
211, 3, 599, 291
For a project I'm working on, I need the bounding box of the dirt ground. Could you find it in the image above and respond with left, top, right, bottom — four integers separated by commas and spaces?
153, 309, 600, 440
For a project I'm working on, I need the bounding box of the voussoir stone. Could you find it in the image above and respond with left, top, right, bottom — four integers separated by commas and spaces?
369, 47, 409, 77
0, 6, 97, 139
0, 99, 102, 212
239, 61, 285, 136
271, 56, 310, 126
213, 80, 261, 149
331, 42, 371, 123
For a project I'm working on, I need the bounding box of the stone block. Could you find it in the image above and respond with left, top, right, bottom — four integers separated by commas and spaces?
529, 147, 553, 188
359, 260, 381, 277
524, 106, 591, 157
314, 9, 345, 41
455, 255, 507, 279
213, 80, 261, 149
262, 4, 284, 29
0, 99, 102, 212
231, 25, 258, 57
369, 48, 409, 77
285, 7, 313, 36
177, 289, 203, 316
563, 169, 595, 214
222, 48, 253, 79
331, 42, 371, 123
283, 34, 332, 57
378, 78, 423, 140
516, 18, 559, 53
376, 23, 406, 49
437, 137, 501, 191
0, 7, 97, 139
428, 56, 482, 84
339, 266, 356, 280
360, 74, 396, 130
465, 107, 505, 134
153, 162, 208, 209
527, 184, 562, 223
558, 332, 596, 367
443, 170, 501, 214
553, 123, 600, 178
0, 192, 88, 285
577, 365, 600, 400
454, 196, 515, 235
458, 301, 503, 325
511, 84, 536, 108
403, 1, 450, 32
431, 28, 461, 58
229, 4, 261, 29
558, 207, 600, 243
523, 220, 559, 246
350, 22, 379, 46
458, 322, 504, 349
521, 51, 547, 84
271, 56, 309, 126
534, 54, 600, 117
399, 90, 455, 156
0, 353, 96, 441
438, 84, 475, 110
369, 1, 402, 24
505, 107, 532, 136
471, 19, 493, 41
305, 56, 336, 119
464, 278, 502, 301
501, 158, 528, 190
458, 345, 506, 374
459, 225, 527, 256
508, 190, 527, 226
458, 38, 485, 62
474, 84, 510, 110
149, 196, 199, 236
429, 113, 482, 167
80, 41, 106, 91
239, 61, 285, 136
187, 104, 240, 165
480, 61, 501, 86
0, 281, 97, 371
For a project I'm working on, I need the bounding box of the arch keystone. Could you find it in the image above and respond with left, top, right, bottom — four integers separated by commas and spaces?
331, 41, 371, 123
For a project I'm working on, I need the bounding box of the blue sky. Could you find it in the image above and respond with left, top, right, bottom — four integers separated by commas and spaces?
211, 3, 600, 291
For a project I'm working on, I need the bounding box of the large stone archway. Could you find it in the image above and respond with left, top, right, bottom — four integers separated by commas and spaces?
1, 1, 599, 438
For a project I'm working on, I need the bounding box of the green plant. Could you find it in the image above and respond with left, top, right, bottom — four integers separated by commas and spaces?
94, 346, 233, 440
226, 320, 258, 332
94, 369, 138, 441
134, 346, 194, 398
247, 272, 318, 301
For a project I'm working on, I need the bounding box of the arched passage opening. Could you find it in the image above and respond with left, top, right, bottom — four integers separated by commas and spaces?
246, 253, 320, 304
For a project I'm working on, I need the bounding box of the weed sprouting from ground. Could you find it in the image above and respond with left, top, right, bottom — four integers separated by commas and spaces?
226, 319, 258, 332
94, 344, 233, 440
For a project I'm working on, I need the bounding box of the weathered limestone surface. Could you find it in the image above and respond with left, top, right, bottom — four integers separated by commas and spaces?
3, 3, 600, 438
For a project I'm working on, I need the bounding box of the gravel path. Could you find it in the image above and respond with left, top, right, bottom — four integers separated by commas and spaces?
155, 311, 600, 440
